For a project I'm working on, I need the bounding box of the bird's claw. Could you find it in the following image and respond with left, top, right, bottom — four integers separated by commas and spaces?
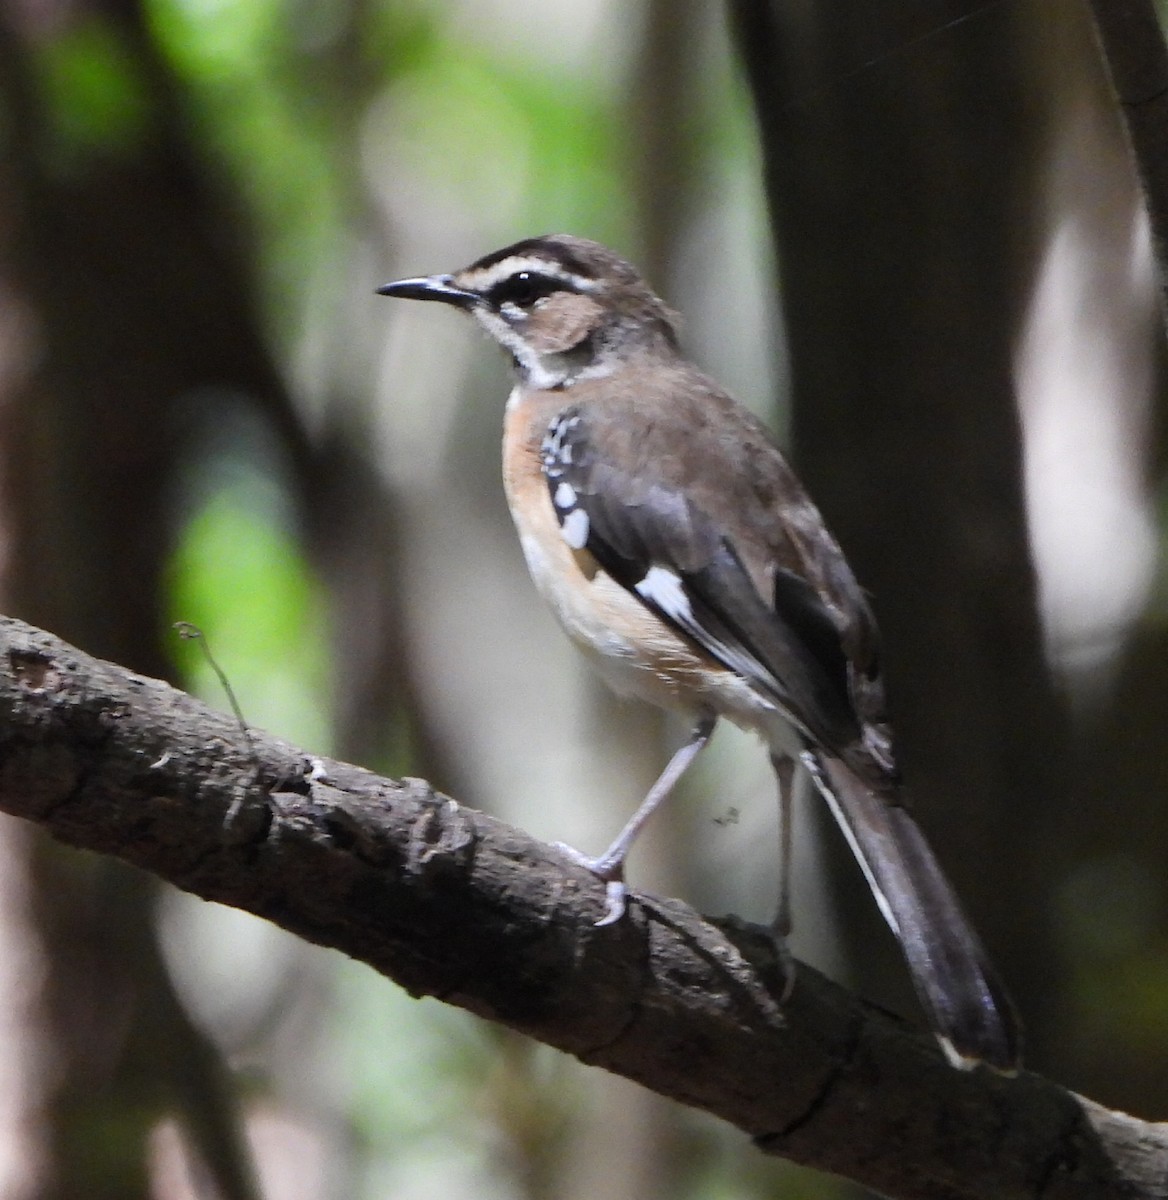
553, 842, 628, 926
594, 879, 628, 926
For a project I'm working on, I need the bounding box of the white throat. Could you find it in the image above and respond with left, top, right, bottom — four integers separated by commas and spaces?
472, 309, 614, 391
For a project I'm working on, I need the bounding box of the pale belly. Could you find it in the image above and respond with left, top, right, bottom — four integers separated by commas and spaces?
501, 387, 803, 756
514, 508, 802, 759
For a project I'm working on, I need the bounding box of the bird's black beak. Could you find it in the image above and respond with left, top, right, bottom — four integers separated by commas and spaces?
376, 274, 481, 309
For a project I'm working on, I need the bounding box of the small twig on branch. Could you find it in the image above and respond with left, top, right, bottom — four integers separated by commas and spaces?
173, 621, 254, 750
173, 620, 260, 824
0, 615, 1161, 1199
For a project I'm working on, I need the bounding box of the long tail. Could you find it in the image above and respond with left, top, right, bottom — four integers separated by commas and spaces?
806, 750, 1021, 1071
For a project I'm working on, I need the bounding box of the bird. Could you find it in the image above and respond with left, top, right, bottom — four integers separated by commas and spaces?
377, 234, 1021, 1071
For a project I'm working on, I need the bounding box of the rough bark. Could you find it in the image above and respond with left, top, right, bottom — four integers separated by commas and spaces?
0, 614, 1165, 1200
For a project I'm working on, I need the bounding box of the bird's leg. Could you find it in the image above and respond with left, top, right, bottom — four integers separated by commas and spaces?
557, 713, 716, 925
769, 752, 797, 998
770, 753, 795, 939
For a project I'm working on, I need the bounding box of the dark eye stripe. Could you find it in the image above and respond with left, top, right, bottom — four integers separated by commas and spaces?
486, 271, 571, 309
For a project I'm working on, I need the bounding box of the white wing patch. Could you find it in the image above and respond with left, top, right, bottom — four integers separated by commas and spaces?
634, 565, 691, 622
562, 508, 590, 549
637, 564, 789, 700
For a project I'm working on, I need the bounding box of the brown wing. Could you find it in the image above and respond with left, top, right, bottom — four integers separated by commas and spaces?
540, 396, 881, 765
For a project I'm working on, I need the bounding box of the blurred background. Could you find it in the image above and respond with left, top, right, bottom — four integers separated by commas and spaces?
0, 0, 1166, 1197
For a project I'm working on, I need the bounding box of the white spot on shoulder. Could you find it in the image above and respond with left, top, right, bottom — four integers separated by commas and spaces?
561, 508, 590, 549
553, 481, 576, 509
634, 565, 691, 622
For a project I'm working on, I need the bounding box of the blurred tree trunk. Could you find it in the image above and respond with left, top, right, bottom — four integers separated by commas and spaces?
0, 0, 307, 1193
729, 0, 1073, 1081
1062, 2, 1168, 1111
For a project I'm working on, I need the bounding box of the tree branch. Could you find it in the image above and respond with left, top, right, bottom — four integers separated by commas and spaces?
0, 614, 1161, 1198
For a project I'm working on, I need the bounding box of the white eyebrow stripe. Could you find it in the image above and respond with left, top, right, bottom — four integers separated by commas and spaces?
457, 257, 598, 293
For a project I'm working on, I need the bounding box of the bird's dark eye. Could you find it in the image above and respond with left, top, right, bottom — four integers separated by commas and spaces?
488, 271, 562, 309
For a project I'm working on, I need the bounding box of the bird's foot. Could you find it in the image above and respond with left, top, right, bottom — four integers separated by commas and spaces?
553, 842, 628, 926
